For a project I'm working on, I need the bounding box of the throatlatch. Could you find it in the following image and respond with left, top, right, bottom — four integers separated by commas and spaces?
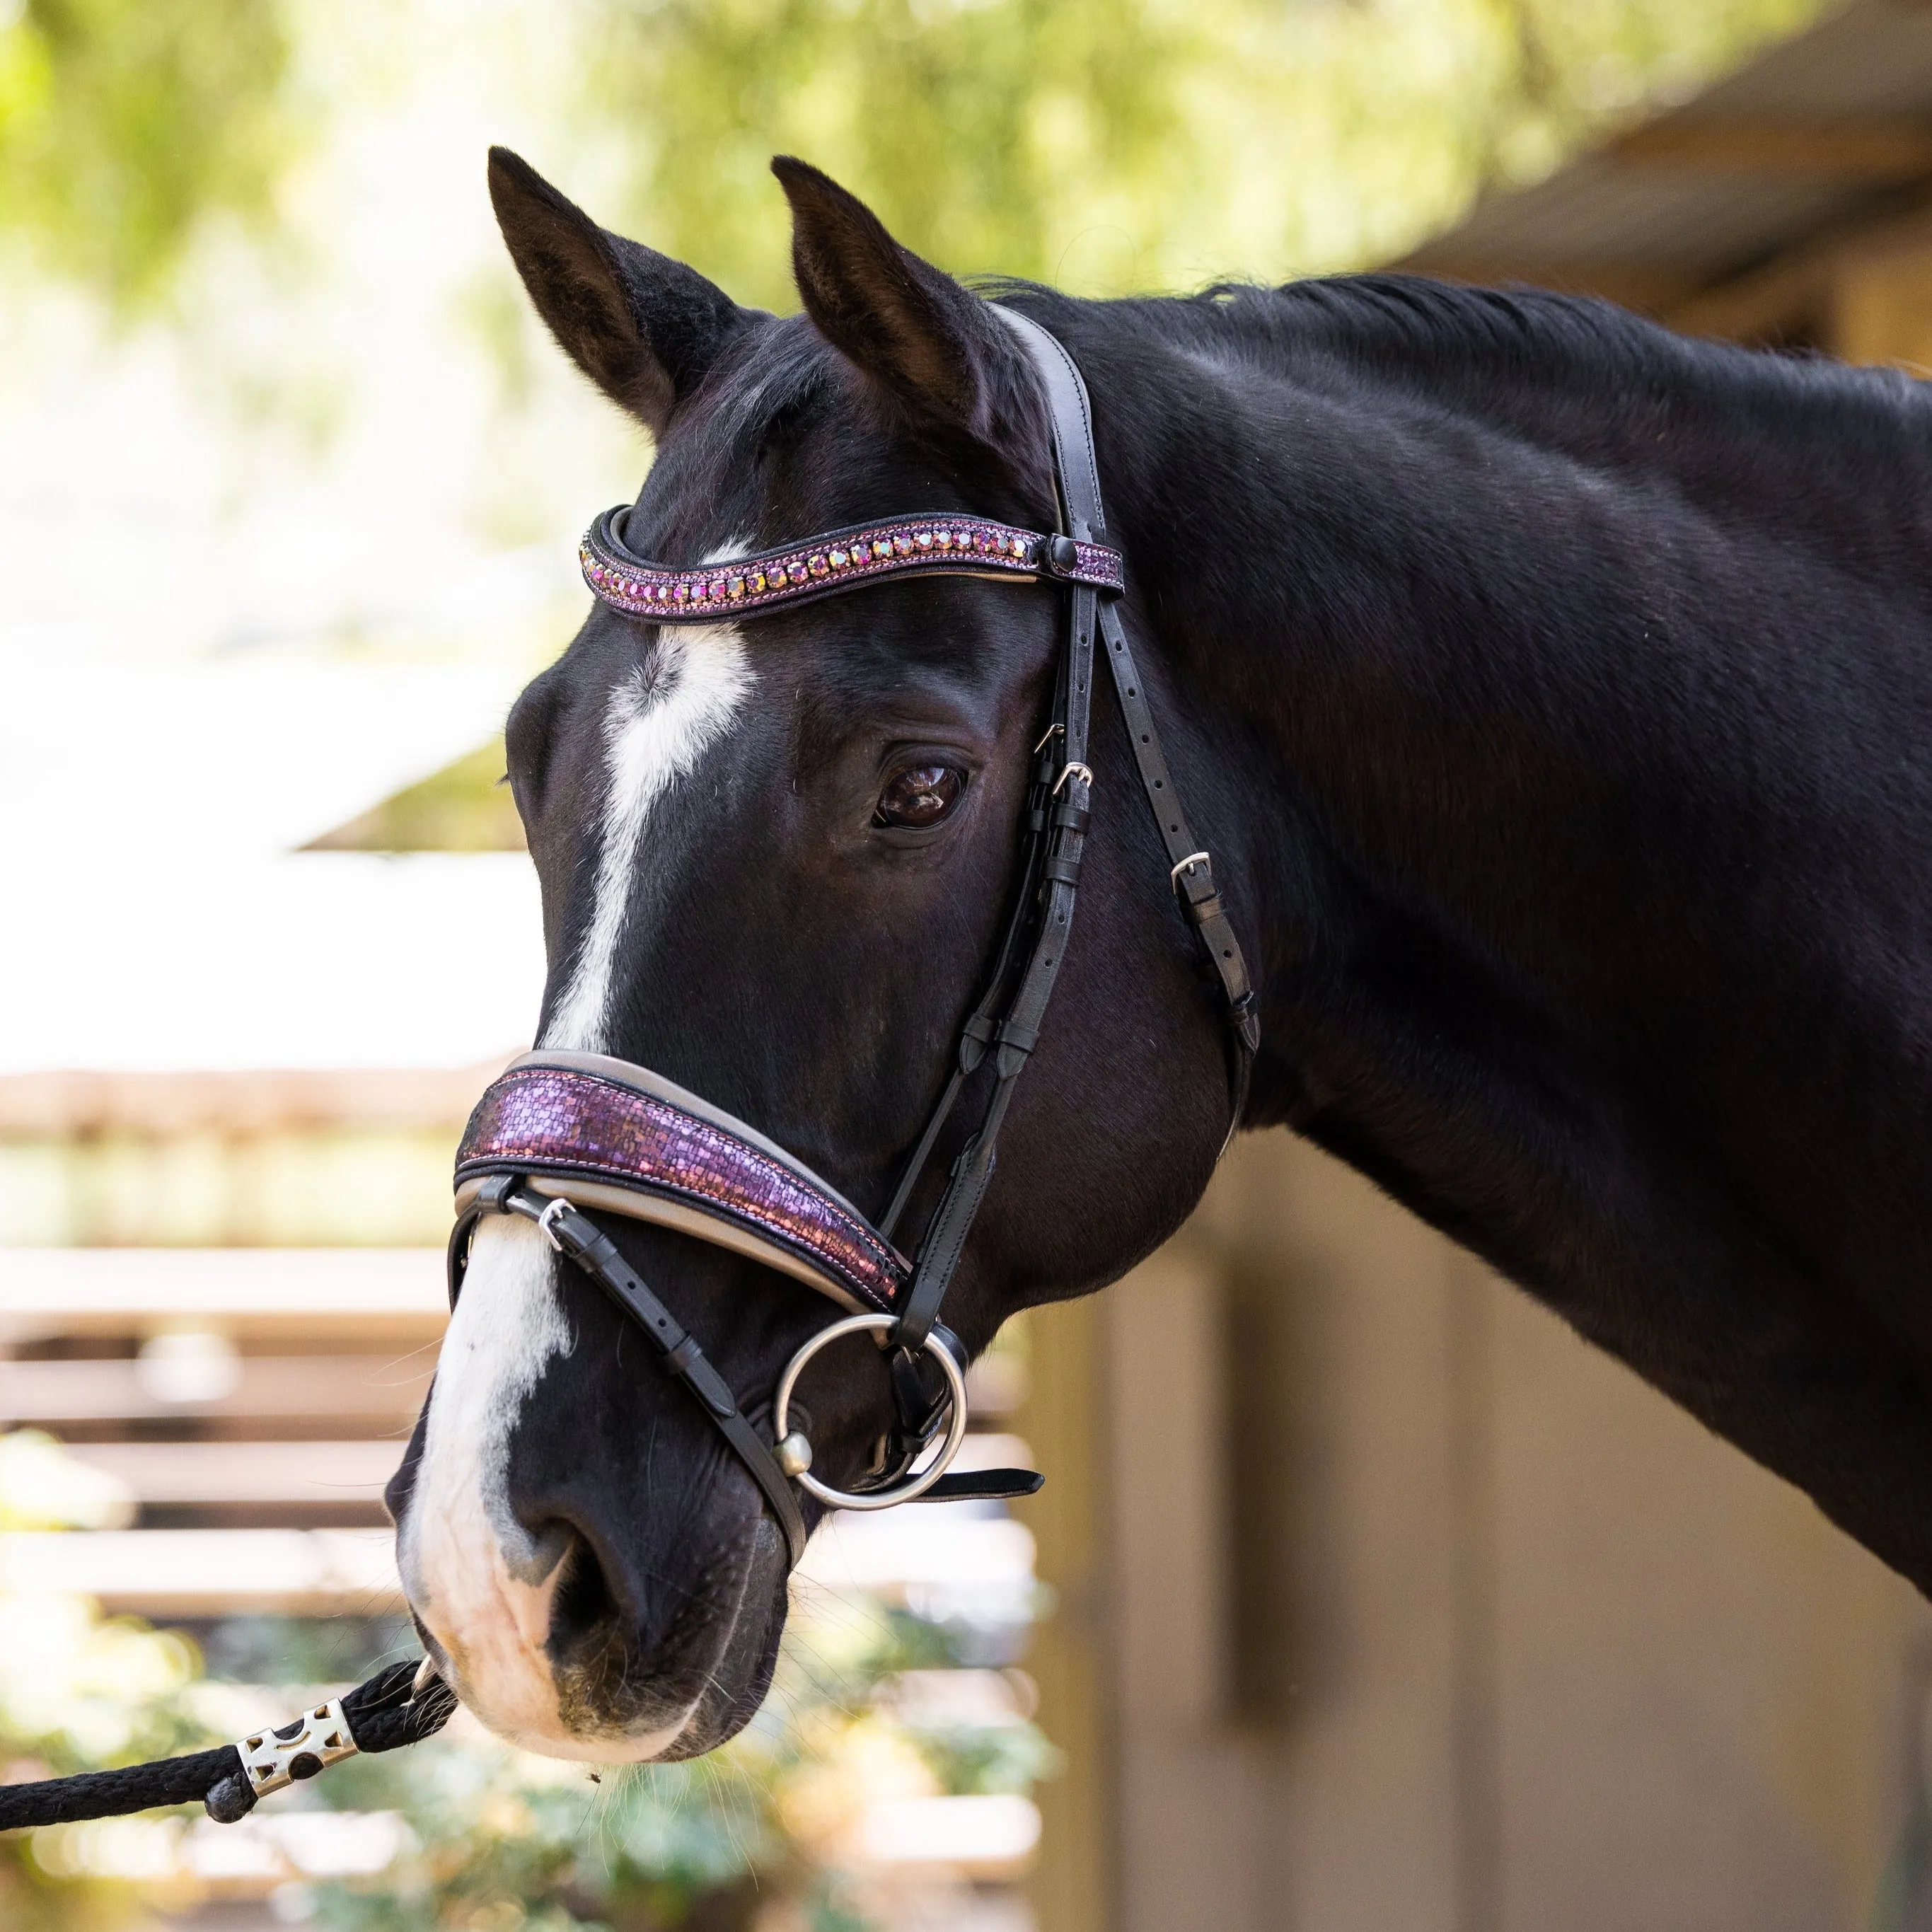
0, 308, 1259, 1838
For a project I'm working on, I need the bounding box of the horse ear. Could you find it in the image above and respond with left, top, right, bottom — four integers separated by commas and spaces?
771, 156, 1021, 446
487, 146, 744, 436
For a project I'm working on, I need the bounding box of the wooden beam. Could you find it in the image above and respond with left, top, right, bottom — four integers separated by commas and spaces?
64, 1438, 404, 1505
1667, 194, 1932, 349
1013, 1298, 1116, 1932
0, 1247, 449, 1343
0, 1527, 404, 1615
1614, 120, 1932, 180
1396, 261, 1703, 317
0, 1354, 432, 1428
0, 1060, 508, 1135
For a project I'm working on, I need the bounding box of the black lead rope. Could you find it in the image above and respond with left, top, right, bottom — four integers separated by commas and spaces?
0, 1660, 457, 1833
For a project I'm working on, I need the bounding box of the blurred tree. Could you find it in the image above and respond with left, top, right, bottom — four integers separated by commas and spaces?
0, 0, 292, 310
582, 0, 1832, 308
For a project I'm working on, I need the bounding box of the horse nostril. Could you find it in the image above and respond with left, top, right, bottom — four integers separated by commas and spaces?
549, 1529, 620, 1653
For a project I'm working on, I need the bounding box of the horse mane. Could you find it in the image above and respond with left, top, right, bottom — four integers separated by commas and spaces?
1244, 274, 1932, 483
979, 270, 1932, 576
1248, 272, 1926, 419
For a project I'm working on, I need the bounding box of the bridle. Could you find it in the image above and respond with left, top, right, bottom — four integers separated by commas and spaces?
446, 308, 1261, 1566
0, 308, 1262, 1839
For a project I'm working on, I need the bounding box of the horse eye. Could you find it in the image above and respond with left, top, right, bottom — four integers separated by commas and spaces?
874, 763, 964, 829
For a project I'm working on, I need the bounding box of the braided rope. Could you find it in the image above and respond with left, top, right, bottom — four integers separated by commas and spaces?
0, 1659, 456, 1832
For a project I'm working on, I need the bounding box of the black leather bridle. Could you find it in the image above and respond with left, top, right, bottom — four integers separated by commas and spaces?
449, 308, 1260, 1566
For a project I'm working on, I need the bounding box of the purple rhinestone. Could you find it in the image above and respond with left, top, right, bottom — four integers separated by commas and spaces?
788, 561, 808, 584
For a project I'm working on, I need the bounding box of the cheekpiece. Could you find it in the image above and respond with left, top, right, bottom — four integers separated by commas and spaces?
580, 507, 1123, 624
455, 1053, 909, 1317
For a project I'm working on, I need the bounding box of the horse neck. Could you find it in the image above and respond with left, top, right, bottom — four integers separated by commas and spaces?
1079, 291, 1932, 1038
1046, 289, 1932, 1600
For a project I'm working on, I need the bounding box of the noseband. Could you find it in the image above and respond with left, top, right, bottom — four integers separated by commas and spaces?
449, 309, 1260, 1567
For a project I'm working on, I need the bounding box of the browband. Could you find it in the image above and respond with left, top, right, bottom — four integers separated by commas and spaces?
580, 507, 1123, 621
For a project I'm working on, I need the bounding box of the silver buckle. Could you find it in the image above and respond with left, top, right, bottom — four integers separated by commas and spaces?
537, 1196, 573, 1251
235, 1697, 357, 1800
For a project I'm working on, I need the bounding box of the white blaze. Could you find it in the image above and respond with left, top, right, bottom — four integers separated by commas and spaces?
544, 620, 753, 1053
401, 598, 753, 1756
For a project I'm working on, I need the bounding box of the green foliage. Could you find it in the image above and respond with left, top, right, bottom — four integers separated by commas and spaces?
0, 1440, 1049, 1932
311, 1737, 780, 1932
0, 0, 1836, 332
311, 1600, 1051, 1932
584, 0, 1833, 308
306, 740, 528, 853
0, 1435, 214, 1932
196, 1614, 420, 1687
0, 0, 293, 309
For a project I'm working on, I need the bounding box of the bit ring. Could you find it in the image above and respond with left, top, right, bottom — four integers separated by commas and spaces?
771, 1313, 969, 1510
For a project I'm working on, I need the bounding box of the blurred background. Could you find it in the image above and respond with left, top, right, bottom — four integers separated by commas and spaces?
9, 0, 1932, 1927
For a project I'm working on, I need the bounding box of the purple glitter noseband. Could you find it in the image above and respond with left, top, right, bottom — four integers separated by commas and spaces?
455, 1054, 908, 1317
451, 306, 1259, 1568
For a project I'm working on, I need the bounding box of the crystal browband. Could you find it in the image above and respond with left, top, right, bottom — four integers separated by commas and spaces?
454, 1053, 910, 1317
579, 506, 1123, 623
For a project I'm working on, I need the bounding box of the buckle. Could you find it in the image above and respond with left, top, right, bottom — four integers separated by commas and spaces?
1170, 850, 1213, 893
537, 1196, 574, 1252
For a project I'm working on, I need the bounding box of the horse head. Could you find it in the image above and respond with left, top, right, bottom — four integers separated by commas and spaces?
384, 150, 1246, 1759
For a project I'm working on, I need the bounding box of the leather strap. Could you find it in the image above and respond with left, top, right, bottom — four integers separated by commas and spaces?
1096, 601, 1261, 1055
1000, 304, 1261, 1063
887, 318, 1104, 1358
876, 721, 1063, 1244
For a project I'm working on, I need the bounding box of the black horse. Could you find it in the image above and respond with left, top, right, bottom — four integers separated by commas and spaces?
385, 147, 1932, 1761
